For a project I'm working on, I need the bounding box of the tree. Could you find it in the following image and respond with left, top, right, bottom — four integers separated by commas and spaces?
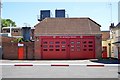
1, 19, 17, 28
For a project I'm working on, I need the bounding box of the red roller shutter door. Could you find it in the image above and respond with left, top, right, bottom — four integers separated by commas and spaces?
41, 39, 68, 59
69, 37, 95, 59
41, 36, 95, 59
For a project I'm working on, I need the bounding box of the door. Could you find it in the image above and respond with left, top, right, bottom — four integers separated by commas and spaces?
81, 38, 95, 59
69, 37, 95, 59
102, 46, 107, 58
41, 39, 68, 59
69, 39, 81, 59
41, 36, 95, 59
18, 47, 24, 59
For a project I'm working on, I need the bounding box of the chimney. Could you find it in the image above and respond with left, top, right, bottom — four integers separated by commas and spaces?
109, 23, 115, 29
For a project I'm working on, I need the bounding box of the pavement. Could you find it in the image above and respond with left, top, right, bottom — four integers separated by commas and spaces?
0, 59, 119, 79
0, 59, 119, 67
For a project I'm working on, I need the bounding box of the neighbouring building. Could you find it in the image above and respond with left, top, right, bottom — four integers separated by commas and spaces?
1, 27, 35, 60
2, 27, 35, 40
101, 31, 110, 58
2, 36, 34, 60
34, 18, 102, 59
110, 23, 120, 59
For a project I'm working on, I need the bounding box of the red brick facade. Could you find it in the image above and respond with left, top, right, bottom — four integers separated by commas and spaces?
2, 36, 34, 60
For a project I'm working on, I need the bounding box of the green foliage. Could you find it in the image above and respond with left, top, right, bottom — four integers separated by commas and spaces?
1, 19, 17, 28
12, 38, 31, 42
12, 38, 24, 42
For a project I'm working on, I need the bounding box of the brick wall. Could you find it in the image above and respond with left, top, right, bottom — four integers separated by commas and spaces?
95, 35, 102, 58
34, 36, 41, 59
2, 42, 34, 60
2, 42, 18, 59
2, 36, 34, 60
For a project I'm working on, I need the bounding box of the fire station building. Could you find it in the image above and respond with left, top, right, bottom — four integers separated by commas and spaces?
34, 18, 102, 59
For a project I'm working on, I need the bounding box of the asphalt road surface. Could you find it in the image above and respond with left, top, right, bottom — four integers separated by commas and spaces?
0, 60, 119, 79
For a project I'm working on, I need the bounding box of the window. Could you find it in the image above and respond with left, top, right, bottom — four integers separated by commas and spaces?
71, 49, 74, 51
43, 42, 47, 44
89, 49, 93, 51
49, 41, 54, 44
77, 49, 80, 51
6, 30, 10, 33
62, 49, 66, 51
43, 45, 47, 48
89, 41, 93, 44
55, 45, 60, 48
77, 41, 80, 44
56, 49, 60, 51
49, 45, 53, 48
61, 41, 66, 44
55, 42, 60, 44
14, 30, 18, 32
43, 49, 47, 51
71, 46, 74, 48
49, 49, 53, 51
62, 45, 66, 48
83, 41, 86, 44
71, 41, 74, 44
89, 45, 93, 47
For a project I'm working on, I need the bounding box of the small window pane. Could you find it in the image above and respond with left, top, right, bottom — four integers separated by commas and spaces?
71, 49, 74, 51
49, 49, 53, 51
77, 41, 80, 44
71, 46, 74, 48
62, 46, 66, 48
49, 45, 53, 48
71, 41, 74, 44
89, 49, 93, 51
61, 41, 66, 44
56, 49, 60, 51
62, 49, 66, 51
56, 45, 60, 48
89, 41, 93, 44
43, 49, 47, 51
55, 42, 60, 44
77, 49, 80, 51
83, 41, 86, 44
49, 41, 54, 44
89, 45, 93, 47
43, 42, 47, 44
43, 45, 47, 48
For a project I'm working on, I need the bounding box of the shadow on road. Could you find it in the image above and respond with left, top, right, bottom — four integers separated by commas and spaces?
90, 58, 120, 64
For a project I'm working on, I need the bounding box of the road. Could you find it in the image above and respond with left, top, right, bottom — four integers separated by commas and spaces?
0, 60, 119, 79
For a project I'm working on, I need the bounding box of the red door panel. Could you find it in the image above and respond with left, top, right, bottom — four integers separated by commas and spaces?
81, 38, 95, 59
69, 39, 81, 59
18, 47, 24, 59
41, 39, 68, 59
40, 36, 95, 59
69, 37, 95, 59
102, 46, 107, 58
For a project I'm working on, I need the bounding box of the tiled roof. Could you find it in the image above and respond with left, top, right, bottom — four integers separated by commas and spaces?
101, 31, 110, 41
116, 22, 120, 28
35, 18, 101, 35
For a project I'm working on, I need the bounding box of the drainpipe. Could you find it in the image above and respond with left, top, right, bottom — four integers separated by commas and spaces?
108, 43, 111, 58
